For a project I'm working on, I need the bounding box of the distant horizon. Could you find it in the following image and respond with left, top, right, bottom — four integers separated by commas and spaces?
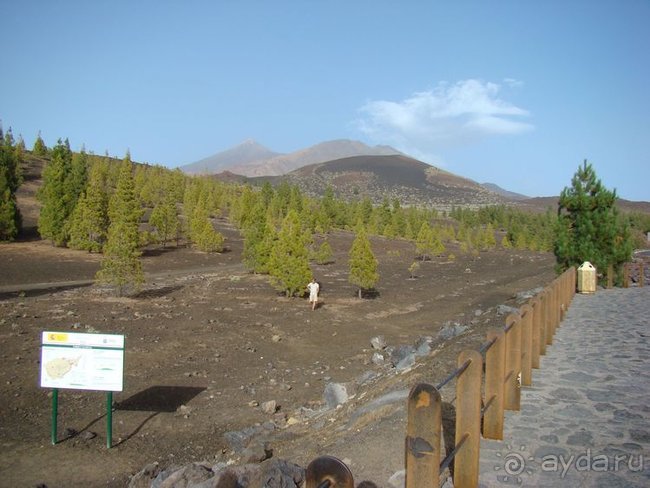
8, 132, 645, 202
2, 1, 648, 201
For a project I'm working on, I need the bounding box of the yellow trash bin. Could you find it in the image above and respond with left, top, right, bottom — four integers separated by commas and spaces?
577, 261, 596, 294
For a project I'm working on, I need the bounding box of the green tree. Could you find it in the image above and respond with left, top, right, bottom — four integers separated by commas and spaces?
37, 139, 73, 245
348, 227, 379, 298
408, 261, 420, 279
190, 202, 224, 252
68, 159, 110, 252
149, 192, 179, 248
415, 222, 444, 260
242, 203, 275, 273
313, 240, 334, 265
0, 125, 22, 240
96, 153, 144, 295
554, 160, 633, 282
268, 209, 312, 297
67, 182, 107, 251
33, 131, 48, 156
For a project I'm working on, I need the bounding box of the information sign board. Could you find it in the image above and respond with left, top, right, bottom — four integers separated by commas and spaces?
40, 331, 125, 392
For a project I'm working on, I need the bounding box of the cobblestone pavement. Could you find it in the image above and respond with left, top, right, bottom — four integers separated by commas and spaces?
479, 287, 650, 488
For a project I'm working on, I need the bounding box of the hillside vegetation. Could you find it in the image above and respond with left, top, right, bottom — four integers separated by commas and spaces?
5, 134, 650, 293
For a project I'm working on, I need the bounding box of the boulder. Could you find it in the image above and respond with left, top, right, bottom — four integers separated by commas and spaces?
370, 336, 387, 350
323, 382, 349, 409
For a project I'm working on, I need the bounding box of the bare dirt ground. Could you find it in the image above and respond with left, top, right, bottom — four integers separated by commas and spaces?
0, 216, 558, 488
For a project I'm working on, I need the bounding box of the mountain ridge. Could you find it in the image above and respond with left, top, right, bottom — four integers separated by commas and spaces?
180, 139, 402, 177
241, 154, 507, 209
181, 139, 282, 175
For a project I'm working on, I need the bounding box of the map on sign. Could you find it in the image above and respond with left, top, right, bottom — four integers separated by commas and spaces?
40, 331, 125, 392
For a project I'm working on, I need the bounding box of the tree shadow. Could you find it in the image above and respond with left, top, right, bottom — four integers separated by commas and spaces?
15, 225, 41, 242
0, 281, 93, 300
358, 289, 381, 299
141, 246, 179, 258
131, 285, 183, 299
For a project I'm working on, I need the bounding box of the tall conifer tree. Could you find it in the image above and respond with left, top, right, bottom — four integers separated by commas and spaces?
67, 160, 110, 251
0, 125, 22, 240
555, 160, 632, 282
33, 131, 48, 156
268, 209, 312, 297
149, 192, 179, 248
37, 139, 73, 245
348, 227, 379, 298
96, 153, 144, 295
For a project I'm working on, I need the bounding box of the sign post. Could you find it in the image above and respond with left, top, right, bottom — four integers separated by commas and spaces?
51, 388, 58, 445
40, 331, 125, 448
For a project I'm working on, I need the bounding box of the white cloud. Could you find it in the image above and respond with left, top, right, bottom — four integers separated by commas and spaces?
355, 79, 533, 163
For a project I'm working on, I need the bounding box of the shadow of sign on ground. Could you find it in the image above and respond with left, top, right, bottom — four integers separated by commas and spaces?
116, 385, 206, 412
110, 386, 206, 446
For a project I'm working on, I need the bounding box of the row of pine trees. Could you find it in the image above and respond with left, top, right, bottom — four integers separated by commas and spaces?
3, 129, 646, 294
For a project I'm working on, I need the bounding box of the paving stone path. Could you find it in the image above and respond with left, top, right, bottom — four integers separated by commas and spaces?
478, 286, 650, 488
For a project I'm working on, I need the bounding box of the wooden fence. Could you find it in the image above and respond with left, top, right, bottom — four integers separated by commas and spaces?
606, 261, 646, 289
403, 267, 575, 487
306, 267, 577, 488
622, 261, 645, 288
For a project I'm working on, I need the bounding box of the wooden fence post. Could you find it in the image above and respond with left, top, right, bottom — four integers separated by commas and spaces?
547, 282, 557, 341
539, 290, 548, 355
454, 350, 482, 488
520, 304, 533, 387
607, 264, 614, 289
624, 264, 629, 288
640, 261, 645, 287
530, 297, 541, 369
503, 313, 521, 411
483, 329, 505, 440
405, 383, 441, 488
552, 280, 560, 332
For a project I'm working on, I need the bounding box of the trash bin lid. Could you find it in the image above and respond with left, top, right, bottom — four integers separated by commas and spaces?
578, 261, 595, 270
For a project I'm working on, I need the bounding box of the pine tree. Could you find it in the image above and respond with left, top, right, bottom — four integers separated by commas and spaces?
149, 193, 179, 248
416, 222, 444, 260
68, 160, 110, 252
268, 209, 312, 297
0, 125, 22, 241
242, 202, 274, 273
484, 223, 497, 249
408, 261, 420, 279
37, 139, 73, 245
96, 153, 144, 295
190, 201, 224, 253
66, 150, 88, 213
348, 227, 379, 299
33, 131, 48, 156
313, 240, 334, 265
555, 160, 632, 281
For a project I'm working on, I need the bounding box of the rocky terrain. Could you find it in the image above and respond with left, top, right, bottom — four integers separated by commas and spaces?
0, 219, 558, 487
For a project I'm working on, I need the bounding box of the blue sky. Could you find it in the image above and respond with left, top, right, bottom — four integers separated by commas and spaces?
1, 1, 648, 201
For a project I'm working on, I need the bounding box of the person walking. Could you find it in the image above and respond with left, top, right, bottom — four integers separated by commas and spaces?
307, 278, 320, 311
